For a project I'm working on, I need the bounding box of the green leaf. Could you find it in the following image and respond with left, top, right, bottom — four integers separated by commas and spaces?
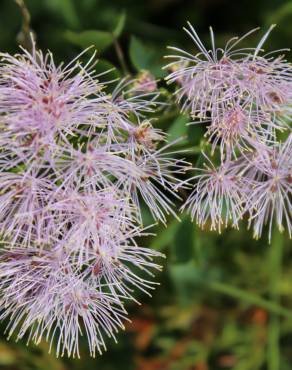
170, 263, 292, 320
129, 36, 148, 69
80, 0, 96, 12
173, 217, 194, 263
95, 59, 121, 83
267, 2, 292, 24
187, 123, 205, 146
169, 262, 206, 304
64, 30, 114, 52
63, 14, 126, 54
150, 219, 180, 250
113, 12, 126, 38
45, 0, 80, 28
266, 4, 292, 46
129, 36, 165, 78
167, 114, 189, 146
207, 280, 292, 320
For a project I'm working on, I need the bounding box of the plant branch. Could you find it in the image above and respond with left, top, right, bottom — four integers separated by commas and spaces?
14, 0, 34, 49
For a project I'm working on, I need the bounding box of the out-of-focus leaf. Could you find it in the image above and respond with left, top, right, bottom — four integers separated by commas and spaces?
95, 59, 121, 83
141, 204, 156, 227
113, 12, 126, 38
169, 262, 205, 304
30, 342, 66, 370
173, 217, 194, 263
64, 14, 125, 53
80, 0, 96, 12
187, 123, 205, 146
267, 2, 292, 25
167, 114, 189, 146
266, 3, 292, 47
45, 0, 80, 28
129, 36, 166, 78
207, 280, 292, 320
129, 36, 152, 70
0, 342, 16, 365
170, 262, 292, 320
151, 219, 180, 250
64, 30, 113, 52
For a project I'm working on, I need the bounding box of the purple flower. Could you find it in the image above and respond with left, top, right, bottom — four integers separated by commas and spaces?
0, 46, 105, 161
132, 71, 157, 93
245, 135, 292, 241
123, 144, 190, 223
0, 171, 55, 247
52, 139, 141, 191
48, 188, 135, 263
84, 226, 164, 300
50, 277, 128, 358
98, 78, 160, 144
0, 43, 180, 356
0, 247, 128, 358
168, 24, 292, 243
182, 154, 247, 232
165, 24, 292, 148
127, 120, 166, 155
237, 54, 292, 115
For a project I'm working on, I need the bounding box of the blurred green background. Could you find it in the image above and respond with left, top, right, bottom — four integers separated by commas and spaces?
0, 0, 292, 369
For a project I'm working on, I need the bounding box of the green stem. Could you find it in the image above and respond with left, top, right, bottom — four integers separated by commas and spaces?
113, 38, 129, 75
14, 0, 34, 49
268, 228, 284, 370
201, 279, 292, 320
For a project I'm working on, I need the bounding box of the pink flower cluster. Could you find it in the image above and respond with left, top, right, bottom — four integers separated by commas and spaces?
0, 45, 187, 357
166, 24, 292, 241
